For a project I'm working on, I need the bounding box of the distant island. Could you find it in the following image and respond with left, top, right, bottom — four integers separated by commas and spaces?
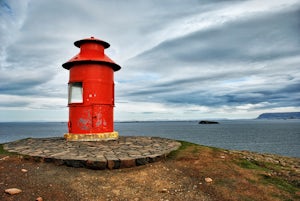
257, 112, 300, 119
199, 120, 219, 124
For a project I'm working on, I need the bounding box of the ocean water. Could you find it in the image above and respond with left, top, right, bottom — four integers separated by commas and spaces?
0, 120, 299, 158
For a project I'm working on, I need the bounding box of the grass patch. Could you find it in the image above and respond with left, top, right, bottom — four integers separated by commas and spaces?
167, 140, 199, 159
261, 174, 299, 195
0, 144, 17, 155
238, 160, 260, 169
0, 144, 8, 154
167, 140, 228, 160
236, 159, 269, 171
248, 160, 287, 173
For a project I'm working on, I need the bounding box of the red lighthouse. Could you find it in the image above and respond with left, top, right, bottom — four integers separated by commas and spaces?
62, 37, 121, 141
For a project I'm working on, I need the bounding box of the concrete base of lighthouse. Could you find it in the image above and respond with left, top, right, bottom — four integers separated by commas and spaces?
64, 131, 119, 141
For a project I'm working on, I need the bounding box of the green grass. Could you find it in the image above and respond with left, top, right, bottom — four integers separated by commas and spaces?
167, 140, 228, 160
235, 157, 299, 199
236, 159, 269, 172
0, 144, 17, 155
0, 144, 8, 154
167, 140, 199, 159
237, 159, 260, 169
248, 159, 287, 172
0, 144, 7, 154
261, 174, 299, 195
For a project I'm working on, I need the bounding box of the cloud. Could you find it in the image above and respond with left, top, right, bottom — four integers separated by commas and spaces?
127, 6, 300, 68
118, 5, 300, 117
1, 0, 300, 121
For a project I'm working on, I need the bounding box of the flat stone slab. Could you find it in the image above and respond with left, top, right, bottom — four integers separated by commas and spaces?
3, 136, 181, 170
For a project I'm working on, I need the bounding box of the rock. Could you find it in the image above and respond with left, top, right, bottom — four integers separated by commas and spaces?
205, 177, 213, 183
0, 156, 9, 161
220, 155, 226, 159
21, 168, 28, 173
160, 188, 168, 193
199, 120, 219, 124
5, 188, 22, 195
36, 197, 43, 201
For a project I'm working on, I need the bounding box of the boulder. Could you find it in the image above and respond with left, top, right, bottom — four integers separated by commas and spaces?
5, 188, 22, 195
205, 177, 213, 183
21, 169, 28, 173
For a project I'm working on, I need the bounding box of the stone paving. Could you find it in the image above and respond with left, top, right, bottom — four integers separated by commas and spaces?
3, 136, 181, 170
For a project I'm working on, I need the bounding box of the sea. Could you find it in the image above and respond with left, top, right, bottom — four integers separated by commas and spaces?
0, 119, 299, 158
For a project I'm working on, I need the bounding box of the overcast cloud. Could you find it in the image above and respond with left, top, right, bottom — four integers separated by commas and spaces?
1, 0, 300, 121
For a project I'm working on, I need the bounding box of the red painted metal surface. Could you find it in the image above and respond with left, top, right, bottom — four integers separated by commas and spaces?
62, 37, 120, 134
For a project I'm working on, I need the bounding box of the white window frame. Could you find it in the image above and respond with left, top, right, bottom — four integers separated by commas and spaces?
68, 82, 83, 104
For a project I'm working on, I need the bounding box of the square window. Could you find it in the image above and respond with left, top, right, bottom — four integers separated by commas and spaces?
68, 82, 83, 104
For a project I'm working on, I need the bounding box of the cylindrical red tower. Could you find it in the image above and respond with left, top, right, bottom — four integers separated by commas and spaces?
62, 37, 121, 141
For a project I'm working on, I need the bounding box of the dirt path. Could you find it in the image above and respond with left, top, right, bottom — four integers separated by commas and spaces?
1, 142, 299, 201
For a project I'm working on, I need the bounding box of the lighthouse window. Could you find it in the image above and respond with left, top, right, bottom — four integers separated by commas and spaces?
68, 82, 83, 104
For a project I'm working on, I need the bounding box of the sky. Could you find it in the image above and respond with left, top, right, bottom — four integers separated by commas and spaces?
0, 0, 300, 122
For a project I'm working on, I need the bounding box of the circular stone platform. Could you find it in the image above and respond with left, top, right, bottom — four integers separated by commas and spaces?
3, 136, 181, 170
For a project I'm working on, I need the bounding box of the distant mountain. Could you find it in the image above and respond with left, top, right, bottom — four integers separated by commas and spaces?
257, 112, 300, 119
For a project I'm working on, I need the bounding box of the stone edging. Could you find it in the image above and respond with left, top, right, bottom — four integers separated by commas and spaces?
3, 136, 181, 170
